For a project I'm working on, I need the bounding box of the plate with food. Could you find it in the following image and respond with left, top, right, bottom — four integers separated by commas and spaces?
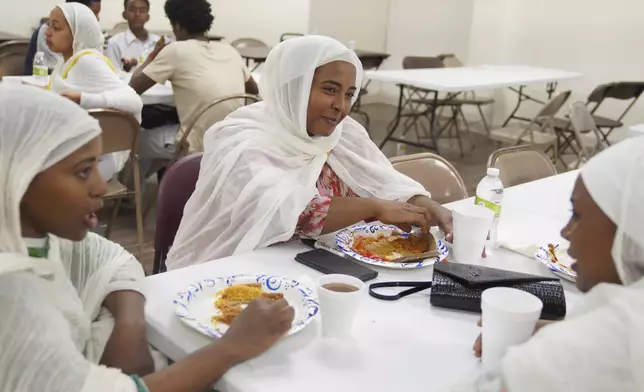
534, 243, 577, 282
173, 274, 320, 339
335, 224, 449, 269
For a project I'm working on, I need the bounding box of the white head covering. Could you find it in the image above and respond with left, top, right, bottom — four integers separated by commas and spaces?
257, 35, 363, 155
580, 137, 644, 286
49, 2, 123, 96
166, 35, 429, 269
480, 138, 644, 392
58, 2, 104, 54
0, 84, 101, 255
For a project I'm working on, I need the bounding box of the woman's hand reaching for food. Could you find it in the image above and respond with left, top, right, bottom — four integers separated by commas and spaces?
220, 298, 295, 363
373, 199, 431, 233
407, 195, 453, 240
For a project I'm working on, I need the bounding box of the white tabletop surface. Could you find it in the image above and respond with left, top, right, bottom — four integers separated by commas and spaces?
1, 75, 174, 106
628, 123, 644, 138
143, 170, 582, 392
4, 71, 262, 106
365, 65, 583, 92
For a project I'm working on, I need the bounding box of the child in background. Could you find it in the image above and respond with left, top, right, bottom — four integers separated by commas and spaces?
106, 0, 160, 72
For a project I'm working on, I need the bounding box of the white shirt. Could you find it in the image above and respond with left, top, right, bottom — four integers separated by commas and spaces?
105, 28, 159, 71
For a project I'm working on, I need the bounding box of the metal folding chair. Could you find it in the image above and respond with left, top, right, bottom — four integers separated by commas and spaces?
552, 82, 644, 147
565, 102, 606, 169
489, 90, 571, 163
488, 145, 557, 187
153, 153, 203, 274
390, 153, 468, 204
90, 109, 145, 261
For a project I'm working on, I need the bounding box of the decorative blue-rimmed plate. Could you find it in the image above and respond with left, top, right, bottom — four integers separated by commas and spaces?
336, 224, 449, 269
174, 274, 320, 339
534, 244, 576, 282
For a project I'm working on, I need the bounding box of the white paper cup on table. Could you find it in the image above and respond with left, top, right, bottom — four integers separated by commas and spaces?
481, 287, 543, 373
452, 204, 494, 263
317, 274, 364, 338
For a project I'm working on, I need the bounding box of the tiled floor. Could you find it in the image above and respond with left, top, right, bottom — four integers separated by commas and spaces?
108, 103, 498, 274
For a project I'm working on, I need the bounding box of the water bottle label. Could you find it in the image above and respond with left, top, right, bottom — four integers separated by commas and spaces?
33, 66, 48, 77
475, 196, 501, 216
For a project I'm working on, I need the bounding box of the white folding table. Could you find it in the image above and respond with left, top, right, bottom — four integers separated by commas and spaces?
628, 123, 644, 138
365, 65, 582, 151
143, 170, 581, 392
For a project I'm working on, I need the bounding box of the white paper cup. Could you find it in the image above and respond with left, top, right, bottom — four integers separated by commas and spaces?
452, 204, 494, 263
481, 287, 543, 372
317, 274, 364, 338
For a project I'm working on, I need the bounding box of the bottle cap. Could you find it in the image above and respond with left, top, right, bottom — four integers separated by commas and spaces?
487, 167, 500, 177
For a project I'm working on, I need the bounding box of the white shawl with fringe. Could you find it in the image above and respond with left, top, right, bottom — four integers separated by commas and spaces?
449, 139, 644, 392
166, 36, 429, 269
0, 84, 143, 392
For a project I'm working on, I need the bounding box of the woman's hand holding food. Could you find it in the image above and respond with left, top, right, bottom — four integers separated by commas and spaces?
219, 298, 295, 363
407, 195, 454, 241
373, 199, 431, 233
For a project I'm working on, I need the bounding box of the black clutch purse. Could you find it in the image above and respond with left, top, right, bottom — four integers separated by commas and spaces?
369, 262, 567, 320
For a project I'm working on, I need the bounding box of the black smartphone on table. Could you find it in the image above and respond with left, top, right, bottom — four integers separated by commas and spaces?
295, 248, 378, 282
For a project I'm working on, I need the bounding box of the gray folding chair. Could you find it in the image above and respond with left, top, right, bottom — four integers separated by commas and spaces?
230, 38, 267, 49
488, 145, 557, 187
566, 102, 606, 169
552, 82, 644, 146
90, 109, 145, 261
489, 90, 571, 163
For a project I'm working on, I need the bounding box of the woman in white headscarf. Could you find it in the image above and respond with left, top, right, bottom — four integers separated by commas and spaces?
44, 2, 143, 181
466, 138, 644, 392
167, 35, 453, 270
0, 84, 295, 392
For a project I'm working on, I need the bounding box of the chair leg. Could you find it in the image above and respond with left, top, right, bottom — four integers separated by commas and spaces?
133, 158, 145, 262
458, 107, 476, 151
105, 198, 123, 239
476, 104, 491, 136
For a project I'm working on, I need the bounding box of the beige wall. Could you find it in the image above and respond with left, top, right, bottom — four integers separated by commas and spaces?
469, 0, 644, 136
308, 0, 389, 52
0, 0, 309, 47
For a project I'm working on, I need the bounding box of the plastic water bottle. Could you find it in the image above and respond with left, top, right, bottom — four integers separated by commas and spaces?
32, 51, 48, 86
475, 167, 504, 251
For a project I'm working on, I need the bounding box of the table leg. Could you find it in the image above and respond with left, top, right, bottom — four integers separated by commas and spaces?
428, 90, 440, 153
503, 86, 526, 126
379, 84, 405, 149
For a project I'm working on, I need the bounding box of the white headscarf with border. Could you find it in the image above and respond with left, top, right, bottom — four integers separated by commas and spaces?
166, 35, 430, 269
493, 138, 644, 392
0, 84, 147, 392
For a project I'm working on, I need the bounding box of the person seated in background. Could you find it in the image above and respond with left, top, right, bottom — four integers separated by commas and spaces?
467, 138, 644, 392
129, 0, 259, 160
106, 0, 159, 72
24, 0, 101, 75
0, 84, 295, 392
165, 35, 453, 270
45, 2, 142, 181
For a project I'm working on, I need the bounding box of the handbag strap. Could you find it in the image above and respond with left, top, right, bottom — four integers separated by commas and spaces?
369, 281, 433, 301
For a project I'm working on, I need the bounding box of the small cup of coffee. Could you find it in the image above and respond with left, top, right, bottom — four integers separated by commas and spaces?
317, 274, 364, 338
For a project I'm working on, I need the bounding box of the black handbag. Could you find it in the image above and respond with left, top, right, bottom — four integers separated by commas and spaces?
369, 262, 567, 320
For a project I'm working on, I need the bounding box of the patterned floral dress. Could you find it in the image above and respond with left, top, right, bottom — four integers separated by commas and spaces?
294, 163, 359, 238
